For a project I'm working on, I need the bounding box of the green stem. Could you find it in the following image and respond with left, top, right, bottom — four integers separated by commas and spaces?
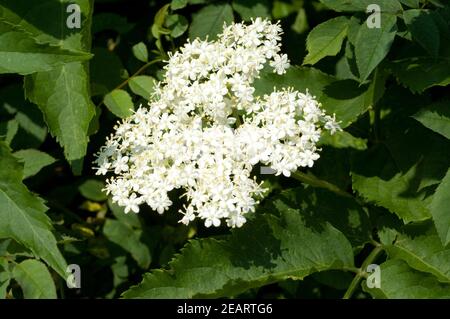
116, 58, 163, 91
291, 171, 353, 199
97, 58, 163, 108
343, 245, 383, 299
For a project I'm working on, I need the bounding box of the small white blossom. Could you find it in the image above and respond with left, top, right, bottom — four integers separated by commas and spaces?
94, 19, 340, 228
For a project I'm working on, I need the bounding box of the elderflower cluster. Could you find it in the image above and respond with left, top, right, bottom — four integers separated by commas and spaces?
94, 18, 340, 228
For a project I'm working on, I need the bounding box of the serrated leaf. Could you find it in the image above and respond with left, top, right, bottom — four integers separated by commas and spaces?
128, 76, 156, 101
132, 42, 148, 63
255, 67, 373, 128
122, 190, 354, 298
319, 0, 403, 12
189, 4, 234, 41
103, 219, 151, 269
79, 179, 107, 202
403, 9, 440, 56
363, 260, 450, 298
351, 121, 450, 223
25, 62, 95, 161
355, 14, 397, 82
0, 142, 67, 278
104, 89, 134, 118
13, 149, 56, 179
382, 221, 450, 282
388, 56, 450, 93
272, 186, 371, 249
304, 16, 350, 65
430, 169, 450, 246
21, 0, 95, 162
0, 0, 92, 49
413, 100, 450, 140
0, 22, 91, 75
13, 259, 57, 299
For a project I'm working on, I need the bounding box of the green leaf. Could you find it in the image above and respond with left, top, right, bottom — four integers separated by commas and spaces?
363, 260, 450, 298
0, 142, 67, 278
0, 85, 48, 149
388, 56, 450, 93
151, 4, 171, 40
355, 14, 397, 81
128, 76, 156, 101
413, 100, 450, 140
189, 4, 234, 41
13, 259, 57, 299
403, 9, 440, 56
0, 22, 91, 75
104, 89, 134, 118
319, 0, 403, 12
319, 130, 367, 150
291, 8, 309, 34
108, 198, 142, 229
122, 190, 354, 298
22, 0, 95, 162
304, 16, 350, 65
171, 0, 187, 10
79, 179, 107, 202
25, 62, 96, 161
351, 120, 450, 223
13, 149, 56, 179
0, 257, 10, 298
0, 119, 18, 145
132, 42, 148, 63
352, 144, 430, 222
430, 169, 450, 246
399, 0, 420, 8
103, 219, 151, 269
0, 0, 92, 49
272, 1, 295, 18
273, 186, 372, 249
255, 67, 373, 128
232, 0, 270, 21
165, 14, 189, 38
382, 221, 450, 282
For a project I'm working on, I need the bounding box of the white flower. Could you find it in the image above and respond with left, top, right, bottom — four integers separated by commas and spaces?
124, 193, 141, 214
270, 54, 290, 75
94, 19, 340, 229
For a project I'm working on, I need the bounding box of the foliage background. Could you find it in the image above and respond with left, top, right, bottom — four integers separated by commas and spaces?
0, 0, 449, 299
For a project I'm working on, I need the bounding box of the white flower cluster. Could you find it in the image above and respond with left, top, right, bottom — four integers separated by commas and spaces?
94, 18, 340, 228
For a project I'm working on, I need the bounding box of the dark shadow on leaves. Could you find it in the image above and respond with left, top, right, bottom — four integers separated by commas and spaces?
228, 215, 281, 270
1, 0, 87, 47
